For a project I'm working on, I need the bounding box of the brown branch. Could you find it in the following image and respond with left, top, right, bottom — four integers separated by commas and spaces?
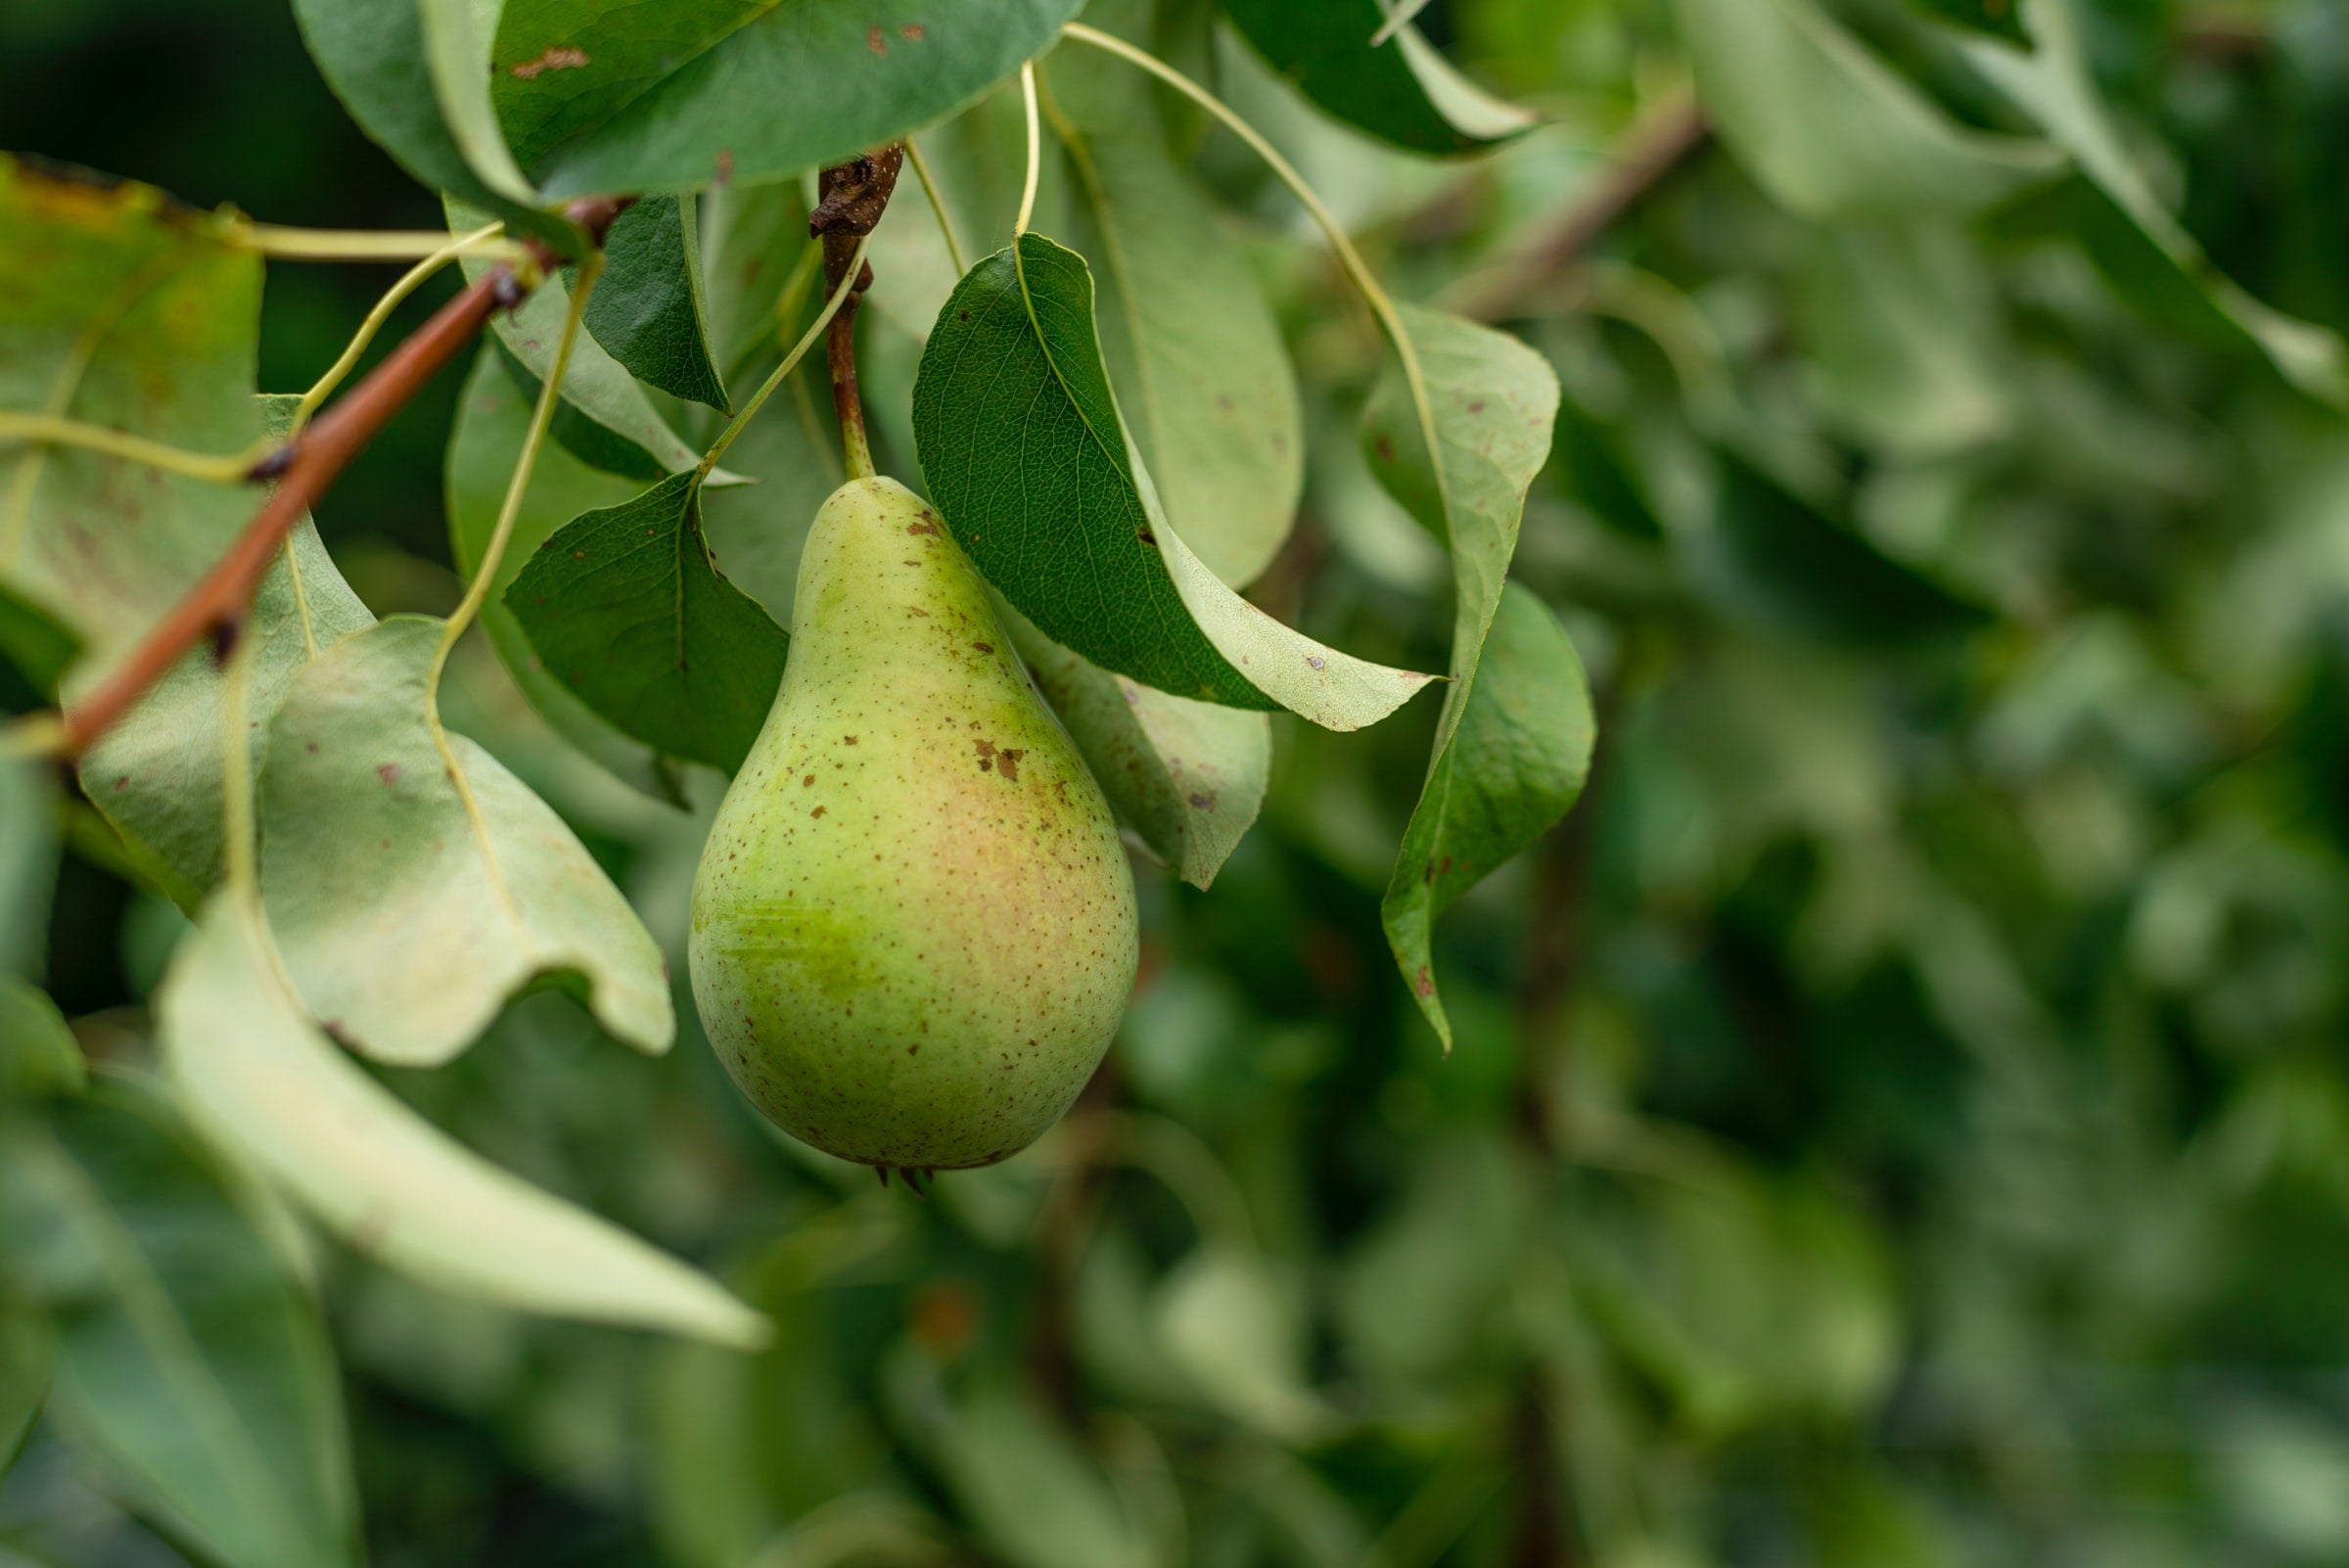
811, 146, 902, 480
1450, 94, 1710, 323
58, 197, 628, 759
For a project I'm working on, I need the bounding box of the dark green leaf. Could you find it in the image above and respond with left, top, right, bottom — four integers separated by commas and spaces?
1692, 452, 1993, 645
0, 752, 58, 983
0, 1072, 359, 1568
450, 198, 727, 484
507, 471, 789, 773
1909, 0, 2028, 43
258, 617, 674, 1066
0, 979, 83, 1101
491, 0, 1086, 197
584, 194, 729, 413
912, 235, 1431, 729
1222, 0, 1537, 156
1363, 302, 1562, 1043
1381, 584, 1592, 1033
0, 581, 79, 696
1042, 58, 1304, 586
290, 0, 571, 253
1671, 0, 2062, 218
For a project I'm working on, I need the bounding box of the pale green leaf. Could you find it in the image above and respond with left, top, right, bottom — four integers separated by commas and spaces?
1363, 304, 1565, 1044
258, 617, 672, 1067
157, 896, 767, 1348
417, 0, 539, 204
1008, 608, 1268, 890
925, 1382, 1151, 1568
912, 235, 1433, 730
0, 1073, 358, 1568
1671, 0, 2063, 218
1154, 1248, 1328, 1443
1797, 223, 2011, 454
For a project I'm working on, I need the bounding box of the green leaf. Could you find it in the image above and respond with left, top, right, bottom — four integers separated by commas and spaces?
912, 235, 1432, 730
0, 160, 266, 682
924, 1382, 1151, 1568
0, 580, 79, 696
1007, 609, 1269, 889
506, 470, 790, 773
1670, 0, 2063, 218
1222, 0, 1537, 156
1691, 452, 1994, 646
1381, 585, 1592, 1038
291, 0, 569, 252
1961, 0, 2349, 405
445, 347, 680, 798
157, 895, 768, 1348
258, 617, 674, 1067
1796, 223, 2011, 455
0, 752, 58, 983
449, 198, 723, 484
1042, 64, 1303, 587
491, 0, 1087, 196
0, 1302, 47, 1479
82, 514, 374, 897
0, 1072, 358, 1568
0, 162, 375, 893
1154, 1248, 1328, 1443
416, 0, 540, 203
0, 979, 83, 1101
584, 194, 729, 413
1908, 0, 2028, 43
1362, 303, 1564, 1043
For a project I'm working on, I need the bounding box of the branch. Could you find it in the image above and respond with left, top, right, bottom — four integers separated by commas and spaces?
57, 198, 627, 759
1446, 92, 1709, 322
810, 146, 902, 483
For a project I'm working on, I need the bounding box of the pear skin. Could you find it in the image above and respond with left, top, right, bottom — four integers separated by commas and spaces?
689, 476, 1138, 1170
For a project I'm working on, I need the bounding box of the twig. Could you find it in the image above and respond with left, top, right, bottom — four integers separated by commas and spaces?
58, 197, 627, 758
1445, 91, 1710, 322
810, 146, 902, 484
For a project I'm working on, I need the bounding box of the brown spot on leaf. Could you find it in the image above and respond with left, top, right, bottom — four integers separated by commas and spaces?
1374, 435, 1396, 462
1415, 967, 1434, 997
1188, 792, 1216, 810
1135, 527, 1157, 545
714, 148, 734, 185
899, 23, 926, 40
868, 24, 886, 53
510, 45, 588, 78
1467, 399, 1486, 414
377, 764, 402, 786
1307, 655, 1325, 670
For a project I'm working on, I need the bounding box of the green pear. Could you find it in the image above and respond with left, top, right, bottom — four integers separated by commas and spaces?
689, 475, 1139, 1171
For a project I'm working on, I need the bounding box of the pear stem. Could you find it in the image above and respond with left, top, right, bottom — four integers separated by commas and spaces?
811, 146, 904, 483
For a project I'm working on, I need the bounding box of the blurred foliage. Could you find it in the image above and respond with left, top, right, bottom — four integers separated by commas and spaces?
13, 1, 2349, 1566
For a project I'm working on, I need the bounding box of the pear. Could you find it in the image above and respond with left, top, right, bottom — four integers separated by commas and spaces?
689, 476, 1139, 1171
